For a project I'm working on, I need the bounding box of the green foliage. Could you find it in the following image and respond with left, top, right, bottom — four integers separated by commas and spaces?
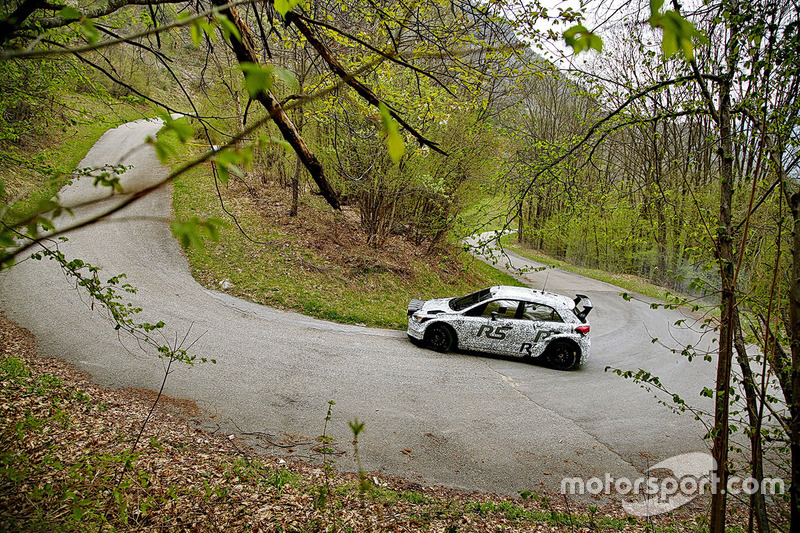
378, 103, 405, 163
240, 62, 275, 98
58, 7, 82, 21
274, 0, 304, 16
214, 14, 241, 44
562, 0, 704, 60
0, 57, 77, 143
161, 113, 193, 142
647, 0, 707, 60
79, 18, 102, 45
1, 356, 30, 380
171, 216, 229, 252
348, 418, 370, 495
240, 62, 299, 99
213, 146, 249, 183
185, 13, 241, 48
267, 468, 298, 494
348, 418, 365, 437
563, 25, 603, 54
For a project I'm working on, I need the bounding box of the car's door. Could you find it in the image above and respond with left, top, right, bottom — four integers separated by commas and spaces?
456, 299, 522, 355
512, 301, 571, 358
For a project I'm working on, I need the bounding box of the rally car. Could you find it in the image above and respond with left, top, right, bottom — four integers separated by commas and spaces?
407, 286, 592, 370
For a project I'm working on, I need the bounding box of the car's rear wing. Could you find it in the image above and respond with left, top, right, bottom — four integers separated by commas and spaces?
407, 299, 425, 316
573, 294, 593, 321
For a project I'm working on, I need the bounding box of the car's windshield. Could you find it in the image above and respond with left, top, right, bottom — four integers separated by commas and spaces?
449, 288, 492, 311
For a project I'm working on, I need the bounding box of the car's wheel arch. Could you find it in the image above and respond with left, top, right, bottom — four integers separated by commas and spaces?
424, 322, 457, 352
542, 337, 582, 370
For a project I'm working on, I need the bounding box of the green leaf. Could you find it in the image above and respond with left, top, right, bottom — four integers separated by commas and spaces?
563, 25, 603, 55
225, 163, 243, 179
163, 115, 193, 143
240, 63, 274, 98
189, 18, 216, 48
92, 173, 123, 193
212, 149, 248, 184
648, 10, 706, 60
35, 198, 59, 213
649, 0, 665, 15
58, 7, 82, 20
171, 220, 204, 251
214, 14, 241, 43
257, 134, 293, 154
80, 18, 101, 45
145, 135, 173, 164
378, 103, 405, 164
274, 139, 293, 154
274, 0, 303, 16
170, 217, 229, 252
216, 162, 230, 184
190, 21, 204, 48
272, 67, 299, 91
348, 418, 365, 436
0, 231, 16, 247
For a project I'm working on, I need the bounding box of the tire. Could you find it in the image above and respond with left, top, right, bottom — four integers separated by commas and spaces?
407, 334, 424, 347
545, 341, 580, 371
425, 323, 455, 353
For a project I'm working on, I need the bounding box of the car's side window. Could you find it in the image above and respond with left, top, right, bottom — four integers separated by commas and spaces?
475, 299, 518, 319
519, 302, 563, 322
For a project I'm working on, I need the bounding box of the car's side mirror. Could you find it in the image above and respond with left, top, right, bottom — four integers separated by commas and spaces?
490, 311, 499, 321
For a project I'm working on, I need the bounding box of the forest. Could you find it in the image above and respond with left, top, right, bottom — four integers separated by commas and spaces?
1, 0, 799, 531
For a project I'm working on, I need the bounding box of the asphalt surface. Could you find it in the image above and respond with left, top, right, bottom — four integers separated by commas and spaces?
0, 118, 717, 498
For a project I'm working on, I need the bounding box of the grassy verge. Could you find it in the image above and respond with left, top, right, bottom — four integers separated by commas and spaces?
501, 234, 701, 304
1, 94, 149, 223
168, 131, 522, 330
1, 313, 735, 532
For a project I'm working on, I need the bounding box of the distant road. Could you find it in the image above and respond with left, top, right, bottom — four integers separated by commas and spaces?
0, 119, 716, 497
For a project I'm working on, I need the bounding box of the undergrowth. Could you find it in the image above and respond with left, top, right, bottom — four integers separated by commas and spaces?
166, 129, 522, 329
0, 337, 723, 532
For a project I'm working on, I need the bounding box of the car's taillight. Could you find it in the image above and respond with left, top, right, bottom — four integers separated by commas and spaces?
575, 325, 590, 335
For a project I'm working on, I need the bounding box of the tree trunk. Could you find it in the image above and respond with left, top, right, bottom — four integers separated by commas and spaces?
0, 0, 45, 43
709, 57, 735, 533
209, 0, 340, 210
733, 313, 770, 533
291, 154, 301, 217
785, 186, 800, 531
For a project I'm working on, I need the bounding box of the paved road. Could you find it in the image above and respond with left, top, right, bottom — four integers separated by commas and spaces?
0, 118, 717, 498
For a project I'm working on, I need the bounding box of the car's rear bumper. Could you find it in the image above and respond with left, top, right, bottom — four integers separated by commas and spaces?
407, 320, 425, 340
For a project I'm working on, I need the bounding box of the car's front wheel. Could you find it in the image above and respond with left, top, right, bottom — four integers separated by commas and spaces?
545, 341, 581, 370
425, 323, 455, 353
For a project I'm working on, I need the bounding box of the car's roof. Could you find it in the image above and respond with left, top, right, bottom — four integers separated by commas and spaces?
487, 286, 576, 309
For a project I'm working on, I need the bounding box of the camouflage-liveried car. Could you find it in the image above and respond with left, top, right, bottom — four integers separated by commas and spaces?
407, 286, 592, 370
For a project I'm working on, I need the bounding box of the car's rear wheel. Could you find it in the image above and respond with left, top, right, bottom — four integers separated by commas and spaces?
426, 323, 455, 353
545, 341, 581, 370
